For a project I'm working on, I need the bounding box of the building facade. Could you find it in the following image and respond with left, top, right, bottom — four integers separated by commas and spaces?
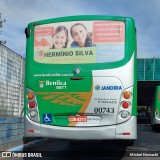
0, 44, 25, 116
137, 58, 160, 81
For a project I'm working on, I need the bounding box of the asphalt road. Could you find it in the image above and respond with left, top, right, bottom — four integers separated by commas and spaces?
1, 125, 160, 160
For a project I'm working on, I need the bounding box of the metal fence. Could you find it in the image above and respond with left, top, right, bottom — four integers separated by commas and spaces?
137, 58, 160, 81
0, 44, 25, 116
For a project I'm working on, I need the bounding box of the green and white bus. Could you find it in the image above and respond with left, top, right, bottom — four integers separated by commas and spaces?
24, 15, 137, 141
151, 86, 160, 130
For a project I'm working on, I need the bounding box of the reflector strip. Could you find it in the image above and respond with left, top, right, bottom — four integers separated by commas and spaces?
28, 130, 34, 133
123, 132, 130, 135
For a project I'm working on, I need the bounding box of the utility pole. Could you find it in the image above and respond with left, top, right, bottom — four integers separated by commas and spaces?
0, 13, 6, 45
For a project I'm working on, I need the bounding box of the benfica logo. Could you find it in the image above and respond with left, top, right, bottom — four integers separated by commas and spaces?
38, 80, 45, 88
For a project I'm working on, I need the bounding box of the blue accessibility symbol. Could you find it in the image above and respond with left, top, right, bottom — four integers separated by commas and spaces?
43, 114, 52, 124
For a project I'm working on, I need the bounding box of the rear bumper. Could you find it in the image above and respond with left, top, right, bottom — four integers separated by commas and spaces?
24, 116, 137, 140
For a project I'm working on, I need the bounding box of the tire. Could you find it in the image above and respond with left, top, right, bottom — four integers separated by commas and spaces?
152, 124, 158, 131
127, 140, 134, 146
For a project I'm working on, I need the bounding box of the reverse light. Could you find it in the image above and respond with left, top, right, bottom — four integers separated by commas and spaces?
29, 101, 36, 108
29, 110, 37, 118
28, 92, 35, 100
122, 101, 129, 108
121, 110, 130, 118
123, 91, 131, 99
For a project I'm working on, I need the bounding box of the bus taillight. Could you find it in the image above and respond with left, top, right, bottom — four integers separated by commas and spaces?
27, 88, 39, 123
121, 110, 130, 118
122, 101, 130, 108
28, 92, 35, 100
29, 101, 36, 108
123, 91, 132, 99
117, 87, 133, 123
29, 110, 38, 118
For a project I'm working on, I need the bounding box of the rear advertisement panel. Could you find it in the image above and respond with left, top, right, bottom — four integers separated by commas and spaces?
34, 21, 125, 64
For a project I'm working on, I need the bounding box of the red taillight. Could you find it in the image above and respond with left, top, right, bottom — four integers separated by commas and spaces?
29, 101, 36, 108
122, 101, 129, 108
28, 130, 34, 133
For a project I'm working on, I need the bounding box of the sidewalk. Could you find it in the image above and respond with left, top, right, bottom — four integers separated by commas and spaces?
7, 139, 44, 152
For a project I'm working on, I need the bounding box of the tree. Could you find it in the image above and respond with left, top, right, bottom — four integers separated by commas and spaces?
0, 13, 6, 44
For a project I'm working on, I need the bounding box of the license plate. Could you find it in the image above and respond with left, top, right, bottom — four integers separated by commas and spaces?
68, 116, 87, 122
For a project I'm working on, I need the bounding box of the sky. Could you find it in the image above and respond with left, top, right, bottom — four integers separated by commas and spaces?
0, 0, 160, 58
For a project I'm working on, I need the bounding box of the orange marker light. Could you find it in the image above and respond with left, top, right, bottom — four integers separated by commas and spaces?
28, 92, 34, 100
123, 91, 131, 99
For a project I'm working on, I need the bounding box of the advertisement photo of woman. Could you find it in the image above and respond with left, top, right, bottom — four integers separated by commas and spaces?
51, 25, 69, 49
70, 23, 94, 48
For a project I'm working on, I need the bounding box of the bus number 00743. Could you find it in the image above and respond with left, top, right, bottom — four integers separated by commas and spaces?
94, 107, 114, 113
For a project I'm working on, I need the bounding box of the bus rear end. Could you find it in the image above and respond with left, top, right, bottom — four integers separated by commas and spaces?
151, 86, 160, 130
24, 15, 137, 140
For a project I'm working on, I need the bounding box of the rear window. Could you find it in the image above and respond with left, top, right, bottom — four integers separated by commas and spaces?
34, 20, 125, 64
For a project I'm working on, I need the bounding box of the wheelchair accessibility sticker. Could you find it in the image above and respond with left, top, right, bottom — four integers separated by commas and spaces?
43, 114, 52, 124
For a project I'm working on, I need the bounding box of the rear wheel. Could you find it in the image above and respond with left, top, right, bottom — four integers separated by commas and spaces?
152, 124, 158, 131
127, 140, 134, 146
